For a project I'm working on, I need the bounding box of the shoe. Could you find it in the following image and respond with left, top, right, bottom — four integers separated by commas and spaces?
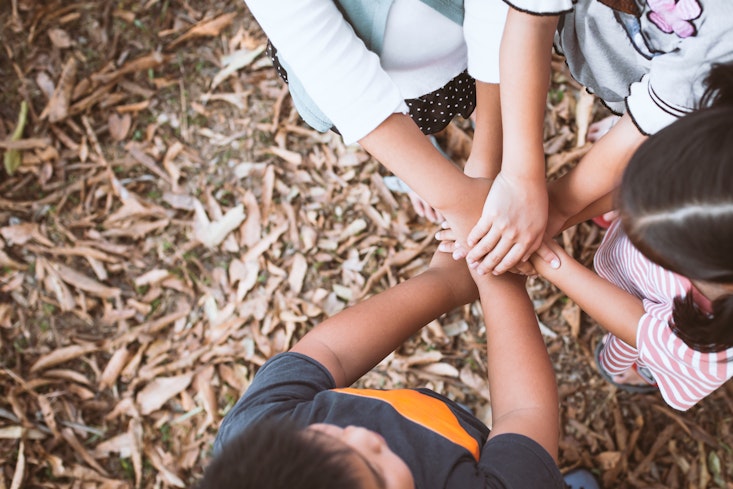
591, 210, 617, 229
594, 341, 658, 394
563, 468, 601, 489
591, 215, 613, 229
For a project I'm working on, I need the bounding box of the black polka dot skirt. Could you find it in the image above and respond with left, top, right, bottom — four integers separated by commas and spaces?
267, 41, 476, 135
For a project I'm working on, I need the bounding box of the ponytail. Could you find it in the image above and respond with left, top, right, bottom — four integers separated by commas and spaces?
699, 62, 733, 109
671, 293, 733, 353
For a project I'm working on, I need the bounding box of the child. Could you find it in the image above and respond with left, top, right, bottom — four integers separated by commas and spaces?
245, 2, 498, 216
528, 63, 733, 411
197, 245, 575, 488
463, 0, 733, 276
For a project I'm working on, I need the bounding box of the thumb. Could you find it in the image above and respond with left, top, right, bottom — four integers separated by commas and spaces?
528, 242, 560, 270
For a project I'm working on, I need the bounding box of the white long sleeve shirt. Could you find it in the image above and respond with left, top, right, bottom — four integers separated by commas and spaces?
245, 0, 507, 143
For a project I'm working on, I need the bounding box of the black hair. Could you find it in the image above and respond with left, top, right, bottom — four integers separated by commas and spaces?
197, 417, 366, 489
619, 62, 733, 352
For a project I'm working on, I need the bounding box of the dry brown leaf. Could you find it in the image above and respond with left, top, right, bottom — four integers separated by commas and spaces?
99, 347, 131, 390
129, 417, 144, 489
40, 57, 77, 123
169, 12, 237, 48
62, 428, 109, 476
91, 52, 167, 85
575, 90, 596, 147
144, 445, 186, 487
92, 432, 134, 458
194, 366, 218, 427
135, 373, 193, 415
133, 269, 170, 287
52, 262, 121, 299
10, 439, 25, 489
420, 363, 460, 378
42, 261, 77, 311
0, 223, 37, 245
561, 301, 581, 338
288, 253, 308, 294
459, 365, 491, 403
108, 113, 131, 141
596, 451, 623, 471
31, 344, 98, 372
0, 426, 46, 440
162, 140, 183, 188
47, 28, 73, 48
193, 200, 246, 248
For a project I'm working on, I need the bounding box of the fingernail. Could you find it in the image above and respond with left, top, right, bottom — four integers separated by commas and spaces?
441, 221, 449, 229
551, 258, 560, 269
434, 232, 441, 240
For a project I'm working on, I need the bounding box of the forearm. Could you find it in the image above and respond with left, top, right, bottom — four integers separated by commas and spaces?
292, 252, 477, 387
359, 113, 490, 231
464, 81, 502, 180
499, 10, 557, 180
530, 245, 642, 346
476, 272, 558, 460
547, 113, 646, 230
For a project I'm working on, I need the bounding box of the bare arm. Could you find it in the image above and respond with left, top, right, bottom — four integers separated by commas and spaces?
547, 113, 647, 237
529, 240, 643, 346
476, 271, 559, 460
463, 81, 503, 180
465, 9, 560, 274
291, 252, 478, 387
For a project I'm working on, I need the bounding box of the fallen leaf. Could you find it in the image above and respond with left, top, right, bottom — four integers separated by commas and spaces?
135, 373, 193, 415
108, 113, 131, 141
169, 12, 237, 48
193, 200, 246, 248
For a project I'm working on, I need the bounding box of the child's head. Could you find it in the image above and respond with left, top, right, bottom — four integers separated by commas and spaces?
619, 62, 733, 352
198, 417, 414, 489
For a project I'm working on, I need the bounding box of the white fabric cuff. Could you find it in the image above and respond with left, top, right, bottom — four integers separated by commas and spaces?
626, 75, 685, 136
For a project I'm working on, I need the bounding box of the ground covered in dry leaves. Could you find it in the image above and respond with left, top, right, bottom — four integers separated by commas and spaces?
1, 1, 732, 488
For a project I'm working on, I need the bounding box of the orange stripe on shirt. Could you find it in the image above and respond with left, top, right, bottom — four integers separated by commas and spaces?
333, 388, 480, 461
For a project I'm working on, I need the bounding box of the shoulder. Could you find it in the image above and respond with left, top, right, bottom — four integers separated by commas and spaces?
214, 352, 335, 452
477, 434, 565, 488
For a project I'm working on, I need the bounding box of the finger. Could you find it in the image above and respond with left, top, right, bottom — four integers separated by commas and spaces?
438, 241, 458, 254
409, 194, 425, 217
452, 243, 467, 260
435, 228, 458, 242
425, 207, 443, 224
527, 241, 560, 270
513, 260, 537, 276
466, 216, 494, 247
474, 237, 514, 275
466, 226, 502, 265
493, 243, 530, 275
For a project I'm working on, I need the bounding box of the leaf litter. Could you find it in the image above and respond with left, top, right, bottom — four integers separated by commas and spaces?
0, 1, 732, 488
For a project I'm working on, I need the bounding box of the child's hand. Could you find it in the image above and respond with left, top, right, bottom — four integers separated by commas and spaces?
437, 222, 537, 276
528, 239, 568, 277
464, 173, 559, 275
435, 222, 459, 254
409, 190, 444, 223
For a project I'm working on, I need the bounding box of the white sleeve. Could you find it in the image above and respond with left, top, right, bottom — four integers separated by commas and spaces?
501, 0, 572, 15
245, 0, 408, 144
463, 0, 508, 83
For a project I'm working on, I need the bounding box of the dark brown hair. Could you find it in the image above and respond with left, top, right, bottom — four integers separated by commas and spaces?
197, 417, 367, 489
619, 62, 733, 352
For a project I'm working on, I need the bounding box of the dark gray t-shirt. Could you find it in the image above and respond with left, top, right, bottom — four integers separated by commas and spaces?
215, 352, 565, 489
